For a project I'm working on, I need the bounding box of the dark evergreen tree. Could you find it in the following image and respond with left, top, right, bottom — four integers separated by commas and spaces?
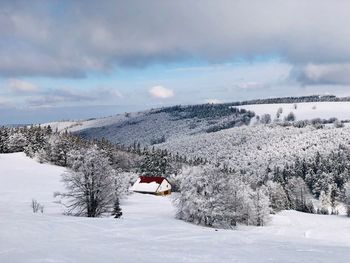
112, 198, 123, 218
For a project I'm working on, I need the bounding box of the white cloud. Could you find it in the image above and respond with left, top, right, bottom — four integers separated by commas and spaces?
2, 1, 350, 77
0, 96, 11, 107
293, 63, 350, 85
0, 96, 7, 104
149, 85, 174, 98
8, 79, 39, 93
205, 98, 223, 104
235, 82, 263, 90
27, 87, 123, 107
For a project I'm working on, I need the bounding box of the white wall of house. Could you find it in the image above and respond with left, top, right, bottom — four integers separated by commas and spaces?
156, 179, 171, 193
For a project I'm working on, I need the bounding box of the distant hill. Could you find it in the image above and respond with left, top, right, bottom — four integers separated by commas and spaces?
76, 104, 255, 146
42, 95, 350, 148
41, 95, 350, 182
229, 94, 350, 106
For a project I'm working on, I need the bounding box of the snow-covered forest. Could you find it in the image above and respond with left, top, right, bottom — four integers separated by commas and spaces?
2, 99, 350, 226
3, 98, 350, 262
2, 154, 350, 262
5, 0, 350, 260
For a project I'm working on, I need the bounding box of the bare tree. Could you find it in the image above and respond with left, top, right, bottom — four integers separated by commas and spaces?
58, 146, 117, 217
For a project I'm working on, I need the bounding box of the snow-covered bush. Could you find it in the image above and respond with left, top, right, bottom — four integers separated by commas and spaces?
276, 107, 283, 119
260, 114, 271, 124
284, 112, 296, 122
334, 120, 344, 128
174, 166, 270, 228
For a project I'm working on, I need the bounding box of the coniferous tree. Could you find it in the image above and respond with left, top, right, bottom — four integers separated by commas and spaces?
112, 198, 123, 218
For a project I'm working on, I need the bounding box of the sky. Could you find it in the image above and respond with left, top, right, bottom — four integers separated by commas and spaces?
1, 0, 350, 124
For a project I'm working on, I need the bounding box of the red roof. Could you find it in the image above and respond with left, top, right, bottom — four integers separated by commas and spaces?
139, 176, 165, 184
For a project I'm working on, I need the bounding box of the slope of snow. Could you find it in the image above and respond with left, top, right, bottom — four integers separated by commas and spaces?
1, 153, 350, 262
42, 111, 146, 133
45, 101, 350, 135
42, 111, 211, 146
238, 101, 350, 121
158, 125, 350, 181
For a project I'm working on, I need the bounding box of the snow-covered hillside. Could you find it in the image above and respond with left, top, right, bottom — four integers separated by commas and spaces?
42, 101, 350, 149
1, 153, 350, 263
239, 101, 350, 122
46, 105, 254, 146
158, 125, 350, 181
43, 111, 146, 133
38, 100, 350, 182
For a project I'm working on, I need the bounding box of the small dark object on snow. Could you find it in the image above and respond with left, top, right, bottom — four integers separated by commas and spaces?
112, 198, 123, 218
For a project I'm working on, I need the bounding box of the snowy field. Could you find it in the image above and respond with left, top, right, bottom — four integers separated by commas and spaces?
1, 153, 350, 262
238, 101, 350, 121
42, 111, 146, 133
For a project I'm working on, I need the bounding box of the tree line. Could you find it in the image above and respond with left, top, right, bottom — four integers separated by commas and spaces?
2, 124, 350, 228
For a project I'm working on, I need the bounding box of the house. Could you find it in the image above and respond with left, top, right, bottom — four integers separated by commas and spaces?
131, 176, 172, 196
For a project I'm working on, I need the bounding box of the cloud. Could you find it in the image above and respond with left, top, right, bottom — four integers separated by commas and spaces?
8, 78, 39, 93
149, 85, 174, 98
205, 98, 223, 104
235, 82, 263, 90
1, 1, 350, 77
26, 87, 123, 107
0, 96, 11, 107
292, 63, 350, 85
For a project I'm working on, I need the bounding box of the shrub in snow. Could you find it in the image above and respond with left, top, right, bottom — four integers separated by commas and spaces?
31, 199, 44, 213
284, 112, 296, 122
334, 120, 344, 128
260, 114, 271, 124
310, 118, 324, 129
293, 120, 308, 128
276, 107, 283, 119
174, 166, 270, 228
